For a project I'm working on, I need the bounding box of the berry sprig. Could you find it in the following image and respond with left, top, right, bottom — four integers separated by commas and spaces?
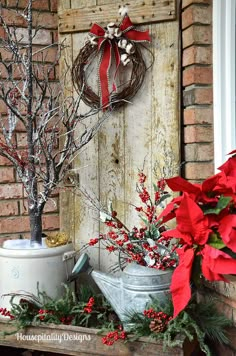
102, 326, 127, 346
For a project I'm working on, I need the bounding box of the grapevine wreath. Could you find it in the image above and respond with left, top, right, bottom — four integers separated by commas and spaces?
72, 6, 153, 110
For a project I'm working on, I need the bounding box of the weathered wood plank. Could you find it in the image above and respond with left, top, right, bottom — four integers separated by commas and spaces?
0, 322, 188, 355
58, 1, 76, 244
58, 1, 180, 273
98, 91, 125, 269
150, 20, 180, 180
71, 30, 100, 268
58, 0, 71, 15
58, 0, 176, 34
59, 0, 99, 253
123, 24, 153, 229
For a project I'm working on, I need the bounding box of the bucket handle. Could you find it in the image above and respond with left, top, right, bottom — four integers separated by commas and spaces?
63, 250, 77, 280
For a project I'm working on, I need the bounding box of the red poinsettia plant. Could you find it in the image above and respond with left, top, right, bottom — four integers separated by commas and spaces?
159, 150, 236, 318
88, 172, 178, 271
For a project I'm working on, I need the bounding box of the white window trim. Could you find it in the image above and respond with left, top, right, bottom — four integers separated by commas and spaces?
213, 0, 236, 170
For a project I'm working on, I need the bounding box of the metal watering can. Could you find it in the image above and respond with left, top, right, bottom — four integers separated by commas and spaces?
69, 253, 172, 327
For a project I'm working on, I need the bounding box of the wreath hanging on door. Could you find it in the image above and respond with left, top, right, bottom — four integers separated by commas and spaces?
72, 6, 152, 111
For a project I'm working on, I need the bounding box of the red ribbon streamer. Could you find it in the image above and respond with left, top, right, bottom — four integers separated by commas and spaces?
89, 15, 151, 110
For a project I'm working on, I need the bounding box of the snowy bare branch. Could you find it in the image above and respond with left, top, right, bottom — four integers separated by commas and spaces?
0, 1, 114, 244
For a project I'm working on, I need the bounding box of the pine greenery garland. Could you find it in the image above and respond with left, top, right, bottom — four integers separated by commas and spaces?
0, 286, 232, 355
124, 294, 232, 356
1, 284, 118, 336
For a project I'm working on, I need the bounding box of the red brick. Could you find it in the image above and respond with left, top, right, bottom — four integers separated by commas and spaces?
20, 197, 58, 214
0, 184, 23, 199
185, 162, 214, 180
16, 132, 27, 148
0, 27, 7, 40
0, 132, 16, 145
184, 143, 214, 161
0, 101, 8, 115
182, 0, 212, 10
2, 45, 58, 64
183, 66, 213, 86
0, 201, 18, 216
183, 25, 212, 48
0, 118, 27, 133
42, 214, 59, 231
0, 214, 59, 234
183, 86, 213, 106
15, 28, 52, 45
15, 120, 27, 132
50, 0, 58, 12
0, 215, 29, 233
7, 0, 49, 10
33, 11, 57, 30
183, 107, 213, 125
32, 45, 58, 63
0, 156, 12, 166
183, 46, 212, 66
0, 8, 27, 27
0, 64, 8, 80
0, 48, 13, 62
33, 63, 55, 80
0, 234, 32, 243
52, 30, 58, 43
0, 167, 15, 183
182, 4, 212, 29
194, 87, 212, 104
213, 295, 236, 326
184, 125, 213, 143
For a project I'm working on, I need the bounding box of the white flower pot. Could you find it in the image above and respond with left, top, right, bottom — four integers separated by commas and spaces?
0, 239, 74, 316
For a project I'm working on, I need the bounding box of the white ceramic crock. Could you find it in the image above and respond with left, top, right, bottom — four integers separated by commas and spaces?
0, 239, 74, 315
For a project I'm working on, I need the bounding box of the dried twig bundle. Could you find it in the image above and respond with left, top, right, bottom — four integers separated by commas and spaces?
72, 40, 149, 110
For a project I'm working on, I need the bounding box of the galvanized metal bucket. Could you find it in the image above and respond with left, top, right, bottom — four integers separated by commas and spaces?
91, 262, 173, 328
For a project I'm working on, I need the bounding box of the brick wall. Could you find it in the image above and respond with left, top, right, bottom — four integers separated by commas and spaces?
181, 0, 214, 182
182, 0, 236, 336
0, 0, 59, 241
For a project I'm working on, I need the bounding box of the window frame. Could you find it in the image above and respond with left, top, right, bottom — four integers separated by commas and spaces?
213, 0, 236, 170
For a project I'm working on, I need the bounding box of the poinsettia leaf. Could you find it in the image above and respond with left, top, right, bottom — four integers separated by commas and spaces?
204, 196, 231, 215
208, 233, 225, 250
171, 246, 195, 318
208, 240, 226, 250
216, 195, 231, 210
202, 245, 236, 279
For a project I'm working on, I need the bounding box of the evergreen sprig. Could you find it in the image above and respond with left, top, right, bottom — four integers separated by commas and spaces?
4, 284, 118, 332
124, 294, 232, 356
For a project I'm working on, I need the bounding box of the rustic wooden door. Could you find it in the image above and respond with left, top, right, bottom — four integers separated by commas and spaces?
58, 0, 180, 271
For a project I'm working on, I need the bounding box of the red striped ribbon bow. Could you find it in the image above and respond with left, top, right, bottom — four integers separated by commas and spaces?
89, 15, 151, 110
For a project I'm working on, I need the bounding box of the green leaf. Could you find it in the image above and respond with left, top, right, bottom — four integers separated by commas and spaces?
139, 215, 149, 226
208, 240, 226, 249
149, 225, 160, 239
208, 233, 225, 250
204, 196, 231, 215
153, 183, 158, 192
158, 193, 171, 204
